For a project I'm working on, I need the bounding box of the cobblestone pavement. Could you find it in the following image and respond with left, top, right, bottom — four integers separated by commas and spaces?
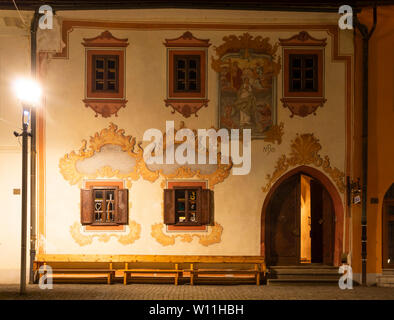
0, 283, 394, 300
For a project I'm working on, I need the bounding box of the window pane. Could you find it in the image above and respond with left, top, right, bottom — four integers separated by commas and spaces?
292, 57, 301, 68
292, 80, 301, 90
177, 59, 186, 69
177, 81, 185, 91
189, 81, 197, 90
305, 80, 314, 90
95, 81, 104, 90
292, 69, 301, 79
189, 70, 197, 80
177, 70, 185, 80
305, 58, 315, 68
96, 71, 104, 79
96, 59, 104, 69
305, 69, 314, 79
107, 81, 116, 91
94, 190, 104, 222
189, 59, 197, 69
107, 71, 116, 80
107, 59, 116, 69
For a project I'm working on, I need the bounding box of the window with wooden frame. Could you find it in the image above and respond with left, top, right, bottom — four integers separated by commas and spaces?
82, 30, 128, 118
289, 54, 318, 92
279, 31, 327, 118
92, 55, 119, 92
173, 54, 201, 93
81, 186, 128, 226
164, 31, 210, 118
164, 186, 212, 226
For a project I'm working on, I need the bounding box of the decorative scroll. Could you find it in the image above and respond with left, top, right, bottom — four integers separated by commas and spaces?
59, 123, 158, 188
70, 220, 141, 246
278, 31, 327, 47
145, 121, 233, 189
262, 133, 345, 193
151, 222, 223, 247
212, 33, 281, 140
60, 122, 232, 189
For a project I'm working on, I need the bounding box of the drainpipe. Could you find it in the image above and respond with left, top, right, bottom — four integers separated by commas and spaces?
354, 3, 377, 286
29, 9, 39, 284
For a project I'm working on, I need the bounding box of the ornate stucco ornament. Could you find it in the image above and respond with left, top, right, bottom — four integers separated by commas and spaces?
262, 133, 345, 193
59, 123, 158, 188
151, 222, 223, 247
70, 220, 141, 246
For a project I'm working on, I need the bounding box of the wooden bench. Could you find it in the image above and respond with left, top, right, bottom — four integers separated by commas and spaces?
122, 263, 183, 285
35, 254, 266, 285
37, 262, 116, 284
187, 259, 266, 285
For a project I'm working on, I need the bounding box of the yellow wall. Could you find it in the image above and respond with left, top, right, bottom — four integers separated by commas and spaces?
353, 6, 394, 284
0, 10, 33, 282
0, 9, 352, 282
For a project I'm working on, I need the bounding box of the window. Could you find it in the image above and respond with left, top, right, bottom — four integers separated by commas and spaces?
279, 31, 326, 118
164, 31, 210, 118
82, 30, 128, 118
92, 55, 119, 92
163, 186, 212, 226
174, 55, 201, 93
80, 186, 128, 226
289, 54, 318, 92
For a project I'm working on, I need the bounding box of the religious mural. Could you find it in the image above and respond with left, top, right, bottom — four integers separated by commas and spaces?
212, 33, 281, 139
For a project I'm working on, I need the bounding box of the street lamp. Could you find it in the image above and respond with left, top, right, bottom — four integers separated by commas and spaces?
13, 78, 41, 295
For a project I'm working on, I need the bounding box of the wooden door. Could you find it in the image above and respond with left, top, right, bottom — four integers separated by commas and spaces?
383, 200, 394, 268
266, 174, 301, 266
321, 187, 335, 265
310, 179, 323, 263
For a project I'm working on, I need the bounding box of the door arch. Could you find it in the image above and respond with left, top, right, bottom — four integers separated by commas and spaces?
261, 165, 344, 266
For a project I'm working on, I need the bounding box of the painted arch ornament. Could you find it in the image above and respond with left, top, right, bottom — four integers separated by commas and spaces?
212, 33, 283, 141
261, 133, 346, 193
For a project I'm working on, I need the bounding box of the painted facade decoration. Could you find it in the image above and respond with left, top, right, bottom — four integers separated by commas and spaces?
262, 133, 346, 194
212, 33, 281, 140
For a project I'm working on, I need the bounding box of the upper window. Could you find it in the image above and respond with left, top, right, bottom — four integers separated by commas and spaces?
289, 54, 318, 92
82, 31, 128, 118
92, 55, 119, 93
81, 186, 128, 226
164, 32, 210, 118
174, 55, 201, 93
279, 31, 326, 118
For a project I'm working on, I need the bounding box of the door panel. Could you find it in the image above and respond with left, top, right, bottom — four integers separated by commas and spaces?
322, 187, 334, 265
310, 180, 323, 263
383, 200, 394, 268
266, 174, 300, 265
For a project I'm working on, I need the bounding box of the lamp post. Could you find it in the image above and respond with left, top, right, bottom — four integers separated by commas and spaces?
13, 78, 41, 295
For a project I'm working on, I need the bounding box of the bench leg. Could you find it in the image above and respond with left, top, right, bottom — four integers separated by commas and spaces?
107, 273, 112, 285
123, 273, 128, 285
174, 264, 179, 286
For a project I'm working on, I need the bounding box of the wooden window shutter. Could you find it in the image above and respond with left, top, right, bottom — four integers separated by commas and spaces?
116, 189, 129, 225
163, 189, 176, 225
200, 189, 212, 225
81, 189, 94, 225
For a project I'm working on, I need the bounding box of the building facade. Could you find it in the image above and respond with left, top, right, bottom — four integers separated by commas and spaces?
0, 4, 392, 286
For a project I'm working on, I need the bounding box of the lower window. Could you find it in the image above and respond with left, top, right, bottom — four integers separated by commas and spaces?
164, 186, 212, 226
80, 186, 128, 226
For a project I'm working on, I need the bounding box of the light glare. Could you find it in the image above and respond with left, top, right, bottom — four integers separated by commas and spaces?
13, 78, 42, 106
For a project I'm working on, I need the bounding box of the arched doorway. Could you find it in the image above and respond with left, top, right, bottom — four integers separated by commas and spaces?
382, 183, 394, 268
261, 166, 344, 267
